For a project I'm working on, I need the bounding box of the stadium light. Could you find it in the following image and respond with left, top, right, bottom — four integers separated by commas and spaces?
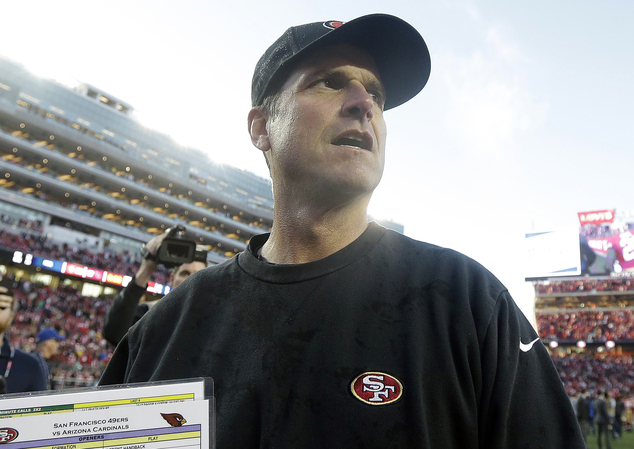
606, 340, 616, 349
577, 341, 587, 348
549, 341, 559, 349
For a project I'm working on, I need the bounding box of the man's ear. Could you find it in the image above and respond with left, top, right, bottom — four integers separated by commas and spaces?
248, 107, 270, 152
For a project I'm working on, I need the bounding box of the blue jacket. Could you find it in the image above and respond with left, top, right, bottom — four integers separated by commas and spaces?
0, 336, 47, 394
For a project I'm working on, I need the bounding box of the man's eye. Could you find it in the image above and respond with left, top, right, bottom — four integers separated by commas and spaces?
369, 92, 385, 109
317, 78, 339, 89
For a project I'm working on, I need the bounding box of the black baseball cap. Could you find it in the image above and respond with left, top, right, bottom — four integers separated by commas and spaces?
251, 14, 431, 111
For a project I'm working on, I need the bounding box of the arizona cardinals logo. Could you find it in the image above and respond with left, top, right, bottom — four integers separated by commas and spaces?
161, 413, 187, 427
323, 20, 344, 30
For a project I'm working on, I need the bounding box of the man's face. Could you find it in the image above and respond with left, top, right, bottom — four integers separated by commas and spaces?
0, 287, 14, 335
170, 261, 207, 288
47, 339, 60, 356
264, 44, 387, 201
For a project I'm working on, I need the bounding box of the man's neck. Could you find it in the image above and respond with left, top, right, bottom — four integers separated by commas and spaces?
261, 197, 371, 264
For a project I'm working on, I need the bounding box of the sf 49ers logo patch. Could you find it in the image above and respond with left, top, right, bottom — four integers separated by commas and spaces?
351, 372, 403, 405
0, 428, 18, 443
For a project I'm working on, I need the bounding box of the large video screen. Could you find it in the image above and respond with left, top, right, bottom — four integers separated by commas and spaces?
525, 209, 634, 280
579, 209, 634, 276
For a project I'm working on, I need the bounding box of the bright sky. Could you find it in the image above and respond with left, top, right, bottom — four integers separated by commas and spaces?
1, 0, 632, 319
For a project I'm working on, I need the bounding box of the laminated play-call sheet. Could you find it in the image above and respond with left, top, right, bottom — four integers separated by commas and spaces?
0, 378, 214, 448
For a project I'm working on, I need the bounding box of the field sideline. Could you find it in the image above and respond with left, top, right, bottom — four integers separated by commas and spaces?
585, 429, 633, 449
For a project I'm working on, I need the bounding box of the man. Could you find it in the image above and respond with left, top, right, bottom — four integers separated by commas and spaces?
100, 14, 585, 447
0, 279, 47, 393
594, 391, 612, 449
613, 393, 624, 438
589, 392, 597, 435
576, 388, 591, 443
102, 230, 207, 346
35, 328, 65, 389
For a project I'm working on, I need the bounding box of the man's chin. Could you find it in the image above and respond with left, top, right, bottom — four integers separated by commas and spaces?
317, 176, 381, 202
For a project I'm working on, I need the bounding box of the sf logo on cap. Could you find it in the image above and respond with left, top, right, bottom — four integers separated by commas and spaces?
351, 372, 403, 405
323, 21, 344, 30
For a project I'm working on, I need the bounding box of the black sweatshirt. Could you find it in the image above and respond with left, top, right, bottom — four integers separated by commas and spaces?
102, 279, 149, 347
100, 222, 585, 448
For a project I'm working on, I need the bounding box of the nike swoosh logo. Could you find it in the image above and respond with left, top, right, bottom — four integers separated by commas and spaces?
519, 337, 540, 352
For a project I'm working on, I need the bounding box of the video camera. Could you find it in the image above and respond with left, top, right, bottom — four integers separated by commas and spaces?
0, 275, 14, 293
141, 225, 208, 269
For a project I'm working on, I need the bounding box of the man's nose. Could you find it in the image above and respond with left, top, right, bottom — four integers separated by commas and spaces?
342, 82, 374, 121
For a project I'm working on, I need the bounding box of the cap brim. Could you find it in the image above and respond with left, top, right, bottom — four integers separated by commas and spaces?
300, 14, 431, 110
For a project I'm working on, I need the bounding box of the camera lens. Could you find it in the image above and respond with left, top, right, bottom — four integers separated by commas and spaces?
166, 243, 190, 259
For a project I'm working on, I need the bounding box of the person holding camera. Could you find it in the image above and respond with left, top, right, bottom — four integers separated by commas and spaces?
0, 278, 47, 394
102, 228, 207, 347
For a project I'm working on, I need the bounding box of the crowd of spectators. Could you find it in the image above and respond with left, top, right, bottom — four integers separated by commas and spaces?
1, 214, 44, 233
0, 226, 171, 285
7, 274, 632, 397
537, 309, 634, 342
553, 354, 634, 401
580, 223, 634, 238
535, 278, 634, 295
2, 218, 634, 399
9, 278, 114, 388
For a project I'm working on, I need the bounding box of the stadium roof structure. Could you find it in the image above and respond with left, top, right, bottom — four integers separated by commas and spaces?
0, 56, 275, 264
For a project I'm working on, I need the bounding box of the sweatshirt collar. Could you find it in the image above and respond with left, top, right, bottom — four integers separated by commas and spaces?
238, 221, 386, 283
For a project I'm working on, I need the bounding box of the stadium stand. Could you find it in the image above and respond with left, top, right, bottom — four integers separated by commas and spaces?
0, 55, 276, 268
0, 227, 170, 285
0, 54, 277, 387
9, 277, 112, 388
537, 309, 634, 342
553, 354, 634, 398
533, 275, 634, 433
536, 279, 634, 295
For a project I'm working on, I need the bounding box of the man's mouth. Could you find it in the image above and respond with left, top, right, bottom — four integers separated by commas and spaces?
332, 133, 372, 151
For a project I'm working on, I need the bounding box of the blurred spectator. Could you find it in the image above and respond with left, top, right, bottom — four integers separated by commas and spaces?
35, 328, 65, 389
576, 388, 591, 444
593, 391, 612, 449
613, 394, 624, 438
0, 278, 47, 393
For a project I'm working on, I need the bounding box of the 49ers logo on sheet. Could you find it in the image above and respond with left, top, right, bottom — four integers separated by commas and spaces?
0, 428, 18, 443
351, 372, 403, 405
